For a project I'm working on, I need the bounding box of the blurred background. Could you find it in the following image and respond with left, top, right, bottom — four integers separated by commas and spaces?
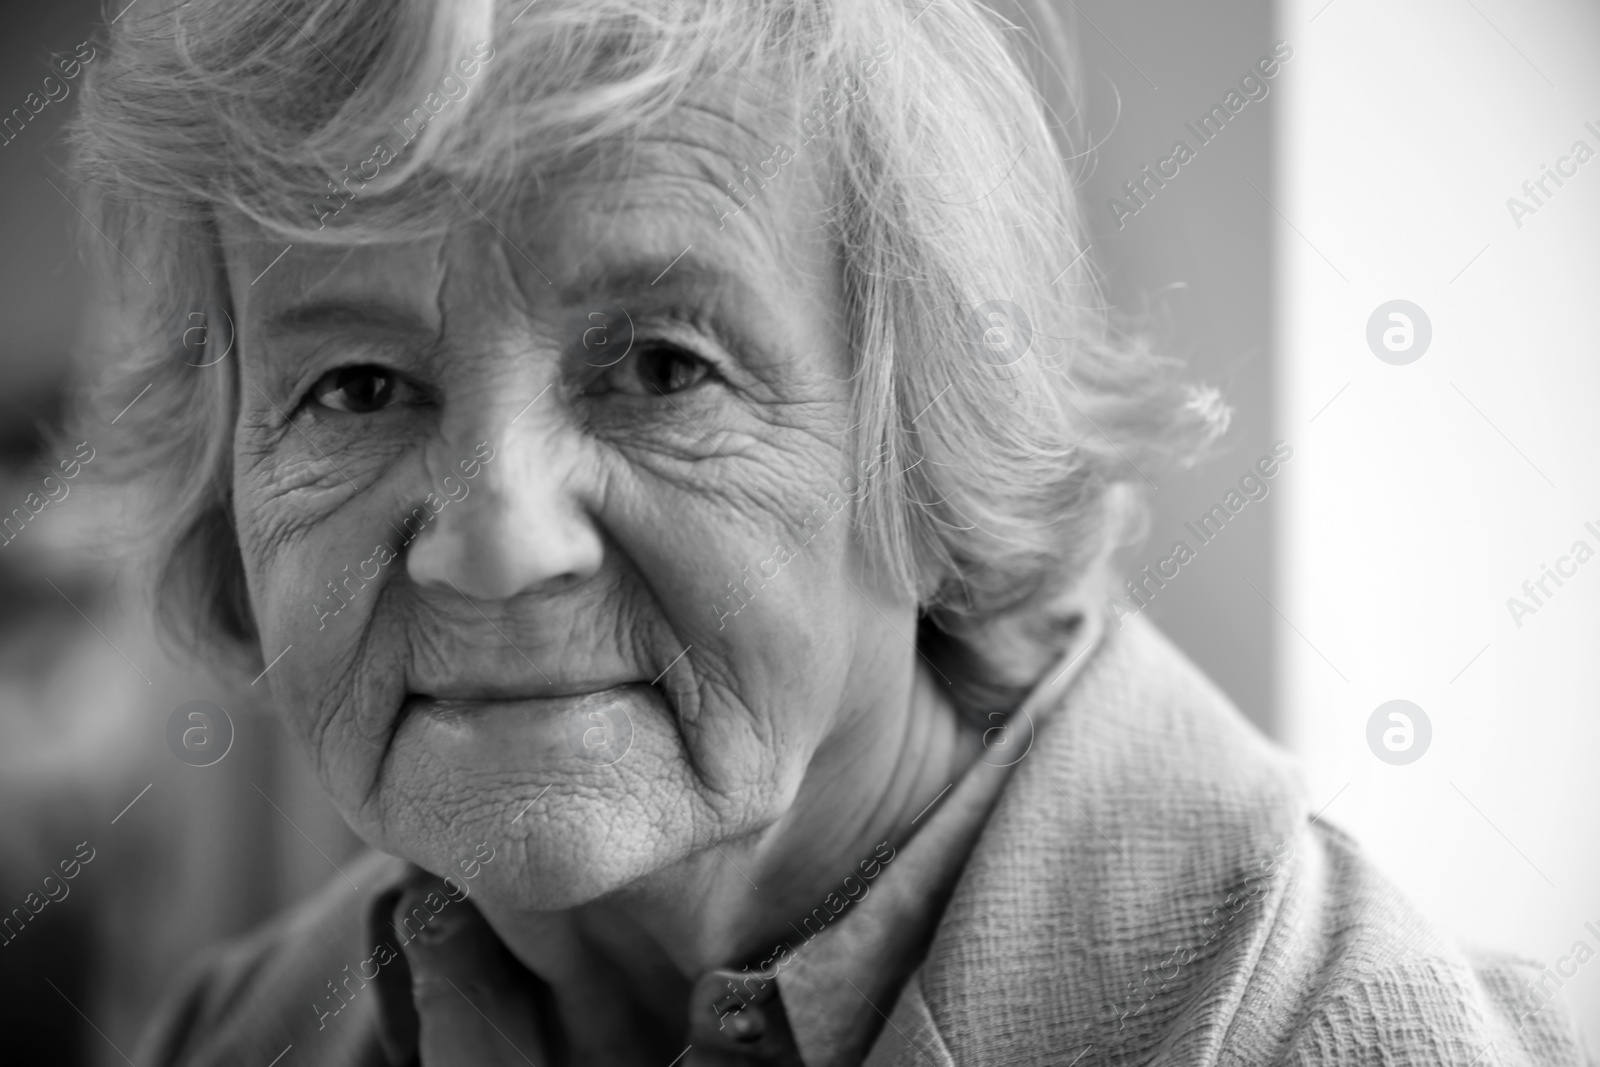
0, 0, 1594, 1061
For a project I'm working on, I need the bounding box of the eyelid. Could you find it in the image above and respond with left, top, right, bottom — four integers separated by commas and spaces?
628, 312, 738, 377
285, 333, 416, 403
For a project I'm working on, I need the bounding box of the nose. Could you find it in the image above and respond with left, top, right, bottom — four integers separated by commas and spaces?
406, 411, 604, 601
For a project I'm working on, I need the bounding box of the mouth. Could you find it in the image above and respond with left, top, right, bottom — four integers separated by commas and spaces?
404, 682, 654, 720
396, 683, 666, 770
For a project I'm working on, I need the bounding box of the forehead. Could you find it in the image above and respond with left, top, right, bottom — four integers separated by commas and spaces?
527, 95, 826, 293
224, 82, 831, 317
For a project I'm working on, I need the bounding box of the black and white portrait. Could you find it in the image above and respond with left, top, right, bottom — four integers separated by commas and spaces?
0, 0, 1595, 1064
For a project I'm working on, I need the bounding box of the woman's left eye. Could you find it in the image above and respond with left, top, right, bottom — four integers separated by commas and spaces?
307, 364, 421, 414
597, 344, 716, 398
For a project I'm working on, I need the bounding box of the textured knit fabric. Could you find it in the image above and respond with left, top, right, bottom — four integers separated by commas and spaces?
857, 619, 1586, 1067
132, 618, 1588, 1065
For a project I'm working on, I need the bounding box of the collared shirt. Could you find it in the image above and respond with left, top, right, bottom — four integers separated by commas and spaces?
354, 613, 1105, 1066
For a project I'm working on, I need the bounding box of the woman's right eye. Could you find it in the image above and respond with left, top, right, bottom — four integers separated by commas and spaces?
307, 365, 419, 414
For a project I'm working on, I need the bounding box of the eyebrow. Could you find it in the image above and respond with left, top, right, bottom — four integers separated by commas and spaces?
558, 255, 709, 303
267, 298, 438, 338
556, 236, 793, 322
564, 254, 761, 329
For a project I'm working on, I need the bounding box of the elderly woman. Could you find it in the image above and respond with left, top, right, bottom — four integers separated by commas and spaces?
71, 1, 1579, 1064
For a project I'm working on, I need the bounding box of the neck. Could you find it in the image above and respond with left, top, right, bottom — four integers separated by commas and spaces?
479, 659, 981, 1058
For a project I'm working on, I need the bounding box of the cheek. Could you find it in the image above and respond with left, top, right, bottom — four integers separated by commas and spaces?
606, 441, 862, 803
233, 428, 419, 808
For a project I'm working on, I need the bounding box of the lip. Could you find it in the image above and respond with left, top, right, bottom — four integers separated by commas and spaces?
395, 684, 660, 770
404, 682, 651, 719
411, 679, 646, 703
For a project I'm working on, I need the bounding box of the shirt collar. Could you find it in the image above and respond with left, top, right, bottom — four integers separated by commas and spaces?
767, 609, 1105, 1065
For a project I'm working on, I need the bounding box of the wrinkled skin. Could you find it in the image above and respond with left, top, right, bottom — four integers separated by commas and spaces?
224, 102, 978, 1057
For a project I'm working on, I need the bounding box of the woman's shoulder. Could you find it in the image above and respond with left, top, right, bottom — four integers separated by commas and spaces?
133, 849, 413, 1067
885, 618, 1587, 1065
1267, 820, 1583, 1065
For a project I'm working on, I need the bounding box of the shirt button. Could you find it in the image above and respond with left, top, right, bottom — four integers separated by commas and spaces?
722, 1004, 767, 1043
686, 967, 802, 1064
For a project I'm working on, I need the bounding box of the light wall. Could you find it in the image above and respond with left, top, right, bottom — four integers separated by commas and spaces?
1071, 0, 1279, 735
1279, 0, 1600, 1044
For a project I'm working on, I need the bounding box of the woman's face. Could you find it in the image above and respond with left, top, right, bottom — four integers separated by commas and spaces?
221, 114, 915, 909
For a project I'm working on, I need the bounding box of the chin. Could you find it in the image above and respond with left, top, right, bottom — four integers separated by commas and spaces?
366, 686, 711, 912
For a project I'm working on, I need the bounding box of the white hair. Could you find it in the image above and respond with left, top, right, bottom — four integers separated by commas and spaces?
69, 0, 1226, 715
